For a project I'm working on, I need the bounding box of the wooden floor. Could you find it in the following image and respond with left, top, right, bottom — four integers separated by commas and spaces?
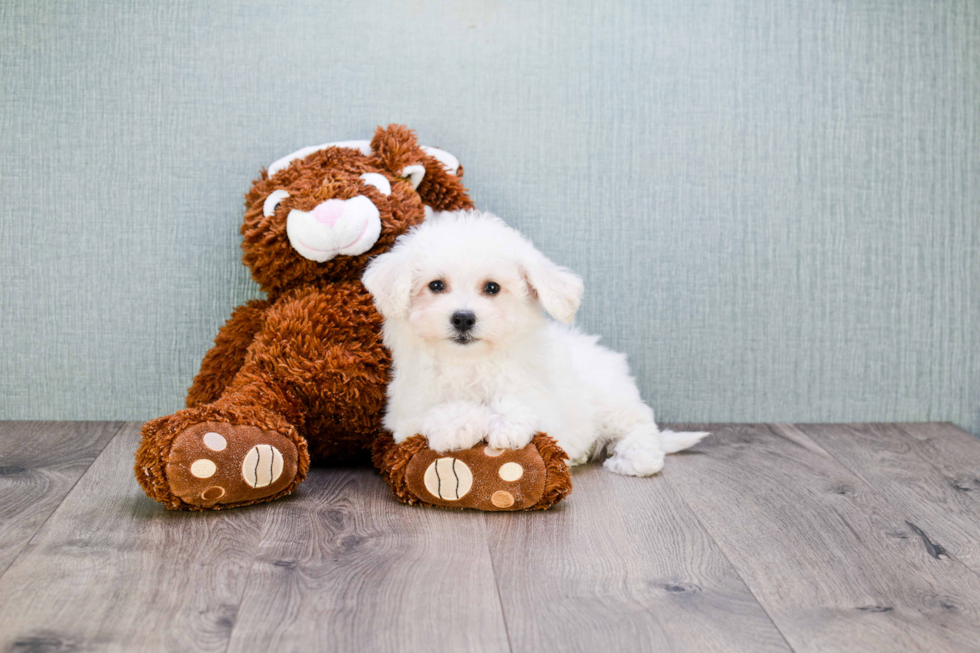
2, 423, 980, 652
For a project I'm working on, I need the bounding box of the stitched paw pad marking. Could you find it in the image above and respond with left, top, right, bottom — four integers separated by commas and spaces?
190, 459, 217, 478
498, 462, 523, 481
201, 486, 225, 501
203, 432, 227, 451
241, 444, 284, 488
491, 490, 515, 508
423, 457, 473, 500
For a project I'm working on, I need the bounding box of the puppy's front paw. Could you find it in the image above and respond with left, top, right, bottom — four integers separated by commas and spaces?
487, 415, 535, 451
487, 396, 537, 450
422, 403, 490, 452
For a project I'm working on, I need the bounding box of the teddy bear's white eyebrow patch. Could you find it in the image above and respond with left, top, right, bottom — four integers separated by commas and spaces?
360, 172, 391, 196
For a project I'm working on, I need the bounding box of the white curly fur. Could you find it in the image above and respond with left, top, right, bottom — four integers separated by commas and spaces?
362, 210, 708, 475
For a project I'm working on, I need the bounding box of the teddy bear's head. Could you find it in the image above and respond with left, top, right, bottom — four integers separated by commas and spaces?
242, 124, 473, 293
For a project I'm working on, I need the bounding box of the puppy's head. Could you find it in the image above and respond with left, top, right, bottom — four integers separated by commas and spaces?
363, 210, 583, 357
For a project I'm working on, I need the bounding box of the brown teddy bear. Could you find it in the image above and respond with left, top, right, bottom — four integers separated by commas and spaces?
135, 124, 571, 511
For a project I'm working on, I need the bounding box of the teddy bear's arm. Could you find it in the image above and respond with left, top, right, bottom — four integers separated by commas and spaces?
185, 298, 271, 408
202, 284, 388, 440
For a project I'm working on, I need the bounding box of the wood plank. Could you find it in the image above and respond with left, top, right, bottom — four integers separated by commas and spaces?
664, 423, 980, 653
0, 421, 122, 577
226, 468, 511, 653
0, 423, 274, 653
485, 464, 792, 653
793, 423, 980, 575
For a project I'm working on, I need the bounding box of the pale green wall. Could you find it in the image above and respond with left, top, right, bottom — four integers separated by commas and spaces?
1, 0, 977, 434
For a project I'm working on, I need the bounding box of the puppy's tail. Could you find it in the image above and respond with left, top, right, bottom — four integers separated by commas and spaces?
659, 428, 710, 454
603, 425, 709, 477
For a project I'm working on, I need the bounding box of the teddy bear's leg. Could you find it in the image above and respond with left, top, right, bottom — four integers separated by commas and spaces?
185, 299, 271, 408
136, 374, 312, 510
373, 433, 572, 511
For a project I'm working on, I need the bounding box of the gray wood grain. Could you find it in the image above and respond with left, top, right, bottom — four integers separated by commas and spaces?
6, 420, 980, 653
664, 423, 980, 653
793, 423, 980, 576
226, 468, 511, 653
485, 464, 792, 653
0, 423, 274, 653
0, 421, 122, 577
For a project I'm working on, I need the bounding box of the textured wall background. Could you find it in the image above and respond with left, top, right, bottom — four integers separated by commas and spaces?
1, 0, 977, 434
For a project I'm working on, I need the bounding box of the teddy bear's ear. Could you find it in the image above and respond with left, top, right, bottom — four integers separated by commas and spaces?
371, 124, 422, 185
414, 148, 474, 212
362, 242, 414, 319
371, 124, 474, 213
420, 146, 460, 176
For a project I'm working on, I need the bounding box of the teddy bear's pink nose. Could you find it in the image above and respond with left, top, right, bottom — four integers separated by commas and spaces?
311, 199, 345, 227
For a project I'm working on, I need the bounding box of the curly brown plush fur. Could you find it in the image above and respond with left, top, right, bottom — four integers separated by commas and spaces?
135, 125, 473, 510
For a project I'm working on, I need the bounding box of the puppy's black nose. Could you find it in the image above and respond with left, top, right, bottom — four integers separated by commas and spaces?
451, 310, 477, 332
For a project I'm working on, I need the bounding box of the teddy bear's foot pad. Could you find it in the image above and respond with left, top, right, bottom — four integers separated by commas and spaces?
405, 442, 549, 511
165, 422, 299, 508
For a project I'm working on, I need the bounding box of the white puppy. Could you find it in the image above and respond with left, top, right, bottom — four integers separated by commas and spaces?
362, 210, 707, 476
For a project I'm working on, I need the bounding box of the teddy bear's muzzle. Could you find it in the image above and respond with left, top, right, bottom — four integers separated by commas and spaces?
286, 195, 382, 263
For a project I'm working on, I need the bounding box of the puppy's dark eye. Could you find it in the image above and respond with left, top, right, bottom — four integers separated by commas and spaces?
484, 281, 500, 295
428, 280, 445, 293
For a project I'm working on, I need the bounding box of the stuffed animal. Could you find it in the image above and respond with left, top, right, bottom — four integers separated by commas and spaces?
135, 124, 572, 511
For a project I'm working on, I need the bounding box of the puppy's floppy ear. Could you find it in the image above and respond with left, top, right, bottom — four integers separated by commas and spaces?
519, 245, 584, 324
362, 245, 414, 319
